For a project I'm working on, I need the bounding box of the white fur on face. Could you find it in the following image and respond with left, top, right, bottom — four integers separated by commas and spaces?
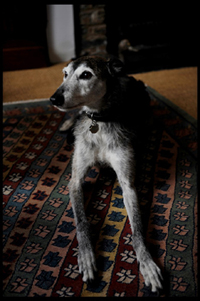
58, 62, 106, 111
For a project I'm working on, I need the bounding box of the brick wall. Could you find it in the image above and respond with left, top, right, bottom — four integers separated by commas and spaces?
79, 5, 107, 57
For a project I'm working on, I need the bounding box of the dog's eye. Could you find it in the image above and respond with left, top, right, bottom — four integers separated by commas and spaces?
79, 71, 93, 80
64, 71, 68, 78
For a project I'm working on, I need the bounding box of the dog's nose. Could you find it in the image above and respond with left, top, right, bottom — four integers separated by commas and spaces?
50, 90, 65, 106
50, 96, 56, 104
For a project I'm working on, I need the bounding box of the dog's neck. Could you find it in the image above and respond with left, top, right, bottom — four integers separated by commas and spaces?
82, 104, 119, 124
84, 110, 109, 122
82, 76, 126, 123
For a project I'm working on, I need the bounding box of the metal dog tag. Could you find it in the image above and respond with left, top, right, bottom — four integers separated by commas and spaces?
89, 120, 99, 134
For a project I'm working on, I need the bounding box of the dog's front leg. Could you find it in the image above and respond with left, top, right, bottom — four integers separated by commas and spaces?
110, 151, 163, 292
69, 152, 97, 282
122, 185, 163, 292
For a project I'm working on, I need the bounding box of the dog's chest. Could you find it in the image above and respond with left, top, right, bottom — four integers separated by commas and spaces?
75, 118, 122, 163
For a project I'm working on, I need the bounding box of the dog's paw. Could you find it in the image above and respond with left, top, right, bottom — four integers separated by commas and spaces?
78, 249, 97, 282
140, 259, 163, 292
59, 119, 73, 131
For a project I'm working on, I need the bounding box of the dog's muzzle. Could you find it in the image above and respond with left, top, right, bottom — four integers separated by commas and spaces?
50, 89, 65, 107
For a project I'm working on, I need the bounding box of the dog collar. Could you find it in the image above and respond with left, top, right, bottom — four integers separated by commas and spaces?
85, 112, 100, 134
85, 111, 105, 121
85, 110, 116, 134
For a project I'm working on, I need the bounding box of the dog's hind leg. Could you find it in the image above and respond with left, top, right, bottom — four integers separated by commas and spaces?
109, 150, 163, 292
69, 149, 97, 282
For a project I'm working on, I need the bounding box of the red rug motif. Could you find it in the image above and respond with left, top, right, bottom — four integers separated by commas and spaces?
3, 87, 197, 297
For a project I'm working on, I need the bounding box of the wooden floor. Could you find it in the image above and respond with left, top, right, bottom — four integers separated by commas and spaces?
3, 63, 197, 119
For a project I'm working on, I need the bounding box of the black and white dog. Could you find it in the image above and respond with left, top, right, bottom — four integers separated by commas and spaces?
50, 56, 162, 292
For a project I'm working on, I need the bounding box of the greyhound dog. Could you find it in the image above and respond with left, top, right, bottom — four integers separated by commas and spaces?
50, 56, 162, 292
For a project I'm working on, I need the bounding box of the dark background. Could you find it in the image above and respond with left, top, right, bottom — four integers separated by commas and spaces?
3, 3, 49, 71
105, 5, 197, 73
3, 4, 197, 73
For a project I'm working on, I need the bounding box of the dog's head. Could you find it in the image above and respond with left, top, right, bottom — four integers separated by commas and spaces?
50, 56, 124, 112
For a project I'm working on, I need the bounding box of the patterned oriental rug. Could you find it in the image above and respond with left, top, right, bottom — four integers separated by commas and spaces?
3, 86, 197, 297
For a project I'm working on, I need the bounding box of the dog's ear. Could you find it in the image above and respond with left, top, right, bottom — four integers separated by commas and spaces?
107, 57, 125, 76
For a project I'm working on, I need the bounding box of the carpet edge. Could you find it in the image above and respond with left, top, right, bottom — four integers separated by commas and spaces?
147, 86, 197, 129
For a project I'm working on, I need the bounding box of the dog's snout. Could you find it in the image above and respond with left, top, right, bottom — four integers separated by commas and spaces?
50, 89, 65, 106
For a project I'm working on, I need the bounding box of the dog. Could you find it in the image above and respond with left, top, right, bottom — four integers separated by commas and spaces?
50, 56, 163, 292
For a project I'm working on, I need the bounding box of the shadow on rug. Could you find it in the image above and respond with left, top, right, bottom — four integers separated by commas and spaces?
3, 86, 197, 297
